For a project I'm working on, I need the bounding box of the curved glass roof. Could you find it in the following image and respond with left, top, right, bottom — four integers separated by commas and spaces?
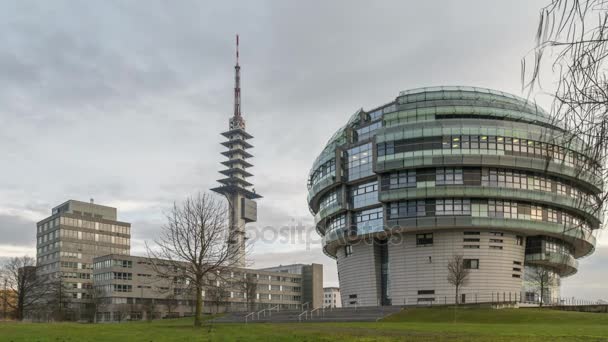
398, 85, 549, 118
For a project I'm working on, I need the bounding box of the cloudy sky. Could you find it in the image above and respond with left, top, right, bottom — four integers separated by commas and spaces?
0, 0, 605, 299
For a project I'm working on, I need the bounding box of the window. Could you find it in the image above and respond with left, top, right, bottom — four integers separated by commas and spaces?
489, 246, 503, 250
463, 231, 480, 235
416, 233, 433, 246
326, 215, 346, 233
383, 170, 416, 190
513, 267, 521, 272
319, 191, 339, 211
353, 207, 383, 234
346, 143, 373, 181
463, 238, 480, 242
489, 239, 503, 243
464, 259, 479, 269
351, 181, 378, 209
309, 159, 336, 188
435, 198, 471, 216
436, 168, 463, 185
512, 274, 521, 278
387, 200, 428, 219
345, 245, 353, 257
348, 294, 357, 299
516, 236, 524, 246
356, 121, 382, 141
418, 290, 435, 295
463, 245, 480, 249
513, 261, 522, 265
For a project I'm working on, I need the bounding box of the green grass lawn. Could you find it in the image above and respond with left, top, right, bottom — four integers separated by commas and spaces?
2, 308, 608, 342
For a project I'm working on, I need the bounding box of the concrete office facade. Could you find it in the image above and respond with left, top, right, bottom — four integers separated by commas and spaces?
34, 200, 322, 322
35, 200, 131, 308
92, 255, 323, 322
308, 86, 601, 307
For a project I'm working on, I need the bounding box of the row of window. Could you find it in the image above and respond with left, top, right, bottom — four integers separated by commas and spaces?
526, 236, 575, 255
61, 261, 92, 270
356, 120, 382, 141
93, 259, 133, 270
377, 135, 596, 172
385, 198, 591, 229
59, 217, 130, 235
309, 159, 336, 188
319, 191, 338, 212
380, 167, 594, 204
93, 272, 133, 282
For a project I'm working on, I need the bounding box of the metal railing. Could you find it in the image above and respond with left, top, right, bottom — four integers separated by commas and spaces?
301, 302, 310, 311
298, 310, 308, 322
310, 307, 323, 318
244, 312, 255, 323
268, 305, 280, 314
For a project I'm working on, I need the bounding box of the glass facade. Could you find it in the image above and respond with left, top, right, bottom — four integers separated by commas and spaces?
351, 181, 378, 209
309, 86, 602, 306
346, 143, 373, 181
353, 207, 383, 234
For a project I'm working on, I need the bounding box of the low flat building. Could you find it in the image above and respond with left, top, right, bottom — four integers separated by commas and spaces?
92, 254, 323, 322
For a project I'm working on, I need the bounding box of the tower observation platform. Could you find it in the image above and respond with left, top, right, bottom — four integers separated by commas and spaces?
211, 35, 261, 267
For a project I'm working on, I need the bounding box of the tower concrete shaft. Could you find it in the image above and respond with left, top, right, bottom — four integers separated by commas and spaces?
211, 35, 261, 267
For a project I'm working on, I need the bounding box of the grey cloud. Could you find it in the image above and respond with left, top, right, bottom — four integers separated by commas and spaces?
3, 0, 600, 293
0, 215, 36, 247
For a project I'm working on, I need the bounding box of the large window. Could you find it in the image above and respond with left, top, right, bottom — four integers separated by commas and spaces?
351, 181, 378, 209
319, 191, 339, 212
387, 200, 428, 219
326, 215, 346, 233
309, 159, 336, 188
382, 170, 416, 190
416, 233, 433, 246
346, 143, 373, 181
436, 199, 471, 216
464, 259, 479, 269
436, 168, 463, 185
353, 207, 384, 234
356, 121, 382, 141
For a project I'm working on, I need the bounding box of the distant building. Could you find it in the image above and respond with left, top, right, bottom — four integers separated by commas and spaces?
92, 255, 322, 321
33, 199, 322, 322
323, 287, 341, 308
35, 199, 131, 312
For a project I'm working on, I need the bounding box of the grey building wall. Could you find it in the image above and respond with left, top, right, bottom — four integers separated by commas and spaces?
336, 241, 382, 307
92, 254, 322, 322
388, 230, 524, 305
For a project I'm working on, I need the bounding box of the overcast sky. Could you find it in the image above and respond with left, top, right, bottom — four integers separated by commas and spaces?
0, 0, 605, 299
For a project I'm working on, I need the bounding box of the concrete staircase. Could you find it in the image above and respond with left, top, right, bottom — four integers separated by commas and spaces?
210, 306, 403, 323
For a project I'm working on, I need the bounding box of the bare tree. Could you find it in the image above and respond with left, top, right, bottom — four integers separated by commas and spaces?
83, 287, 105, 323
523, 0, 608, 227
205, 284, 230, 314
447, 255, 470, 305
240, 273, 258, 312
46, 279, 74, 321
0, 256, 48, 321
164, 293, 179, 318
146, 193, 247, 327
528, 266, 559, 307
